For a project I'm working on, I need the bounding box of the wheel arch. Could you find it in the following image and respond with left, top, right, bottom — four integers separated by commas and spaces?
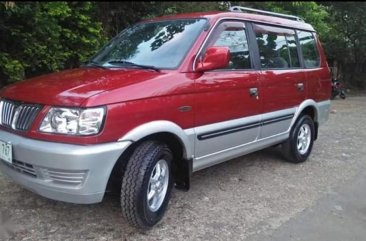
118, 121, 193, 160
107, 121, 194, 193
290, 99, 319, 140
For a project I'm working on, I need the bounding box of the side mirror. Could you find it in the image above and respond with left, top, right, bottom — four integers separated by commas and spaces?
195, 46, 230, 72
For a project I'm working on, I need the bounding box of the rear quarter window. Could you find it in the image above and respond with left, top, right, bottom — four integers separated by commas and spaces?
297, 31, 320, 68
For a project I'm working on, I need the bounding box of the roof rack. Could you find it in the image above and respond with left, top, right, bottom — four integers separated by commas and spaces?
229, 6, 304, 22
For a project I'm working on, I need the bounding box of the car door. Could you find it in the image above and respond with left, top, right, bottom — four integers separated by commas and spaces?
251, 23, 306, 139
192, 21, 261, 169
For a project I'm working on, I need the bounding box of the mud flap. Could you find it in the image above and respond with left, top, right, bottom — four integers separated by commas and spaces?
174, 158, 192, 191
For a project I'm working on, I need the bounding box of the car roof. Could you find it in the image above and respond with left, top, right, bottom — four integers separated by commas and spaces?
147, 11, 315, 32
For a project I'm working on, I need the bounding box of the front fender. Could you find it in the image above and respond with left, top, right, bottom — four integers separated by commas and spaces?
118, 120, 194, 160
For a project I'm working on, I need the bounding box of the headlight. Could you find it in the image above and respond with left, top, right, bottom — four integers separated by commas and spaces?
39, 107, 105, 135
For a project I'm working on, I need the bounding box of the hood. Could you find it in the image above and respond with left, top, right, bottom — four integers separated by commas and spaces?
0, 67, 163, 107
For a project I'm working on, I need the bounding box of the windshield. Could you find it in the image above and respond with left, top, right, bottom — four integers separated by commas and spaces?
90, 18, 207, 69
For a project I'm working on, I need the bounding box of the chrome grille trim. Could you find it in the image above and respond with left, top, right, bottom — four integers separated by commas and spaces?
0, 99, 41, 131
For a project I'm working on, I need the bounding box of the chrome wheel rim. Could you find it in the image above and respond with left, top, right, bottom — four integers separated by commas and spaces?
147, 159, 169, 212
297, 123, 311, 155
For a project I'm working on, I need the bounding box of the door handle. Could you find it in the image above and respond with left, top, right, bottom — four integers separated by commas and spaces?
296, 83, 304, 91
249, 87, 258, 97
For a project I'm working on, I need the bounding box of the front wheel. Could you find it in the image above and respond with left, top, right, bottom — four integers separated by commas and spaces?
120, 141, 173, 229
281, 115, 315, 163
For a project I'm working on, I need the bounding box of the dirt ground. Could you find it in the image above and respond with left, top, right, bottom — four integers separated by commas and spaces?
1, 95, 365, 241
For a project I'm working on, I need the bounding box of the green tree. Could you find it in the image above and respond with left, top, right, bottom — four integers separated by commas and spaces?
2, 1, 365, 89
227, 2, 330, 38
321, 2, 366, 88
0, 2, 106, 86
95, 1, 229, 38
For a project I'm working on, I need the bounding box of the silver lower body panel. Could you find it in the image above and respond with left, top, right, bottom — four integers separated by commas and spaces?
0, 130, 130, 204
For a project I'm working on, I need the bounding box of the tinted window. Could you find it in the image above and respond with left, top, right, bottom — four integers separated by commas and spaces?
297, 31, 320, 68
91, 19, 207, 69
254, 24, 300, 69
207, 22, 251, 70
287, 35, 300, 67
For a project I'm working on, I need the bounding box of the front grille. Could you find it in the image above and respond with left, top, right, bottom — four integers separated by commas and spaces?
2, 159, 37, 178
0, 99, 42, 131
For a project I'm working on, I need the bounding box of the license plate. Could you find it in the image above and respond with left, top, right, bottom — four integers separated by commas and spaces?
0, 140, 12, 164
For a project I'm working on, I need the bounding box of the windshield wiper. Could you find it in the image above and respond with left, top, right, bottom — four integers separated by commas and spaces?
82, 60, 108, 69
107, 60, 160, 72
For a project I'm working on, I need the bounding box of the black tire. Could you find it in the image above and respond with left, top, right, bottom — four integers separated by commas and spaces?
120, 141, 173, 229
340, 92, 346, 99
281, 115, 315, 163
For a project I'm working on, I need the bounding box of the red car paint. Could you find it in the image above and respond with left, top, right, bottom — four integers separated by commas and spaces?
0, 11, 331, 145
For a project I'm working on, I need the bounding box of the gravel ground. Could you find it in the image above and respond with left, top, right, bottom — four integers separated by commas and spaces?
0, 95, 365, 241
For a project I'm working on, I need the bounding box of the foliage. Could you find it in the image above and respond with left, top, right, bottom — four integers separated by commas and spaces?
95, 1, 228, 38
1, 1, 366, 89
226, 2, 330, 39
0, 2, 106, 86
321, 2, 366, 87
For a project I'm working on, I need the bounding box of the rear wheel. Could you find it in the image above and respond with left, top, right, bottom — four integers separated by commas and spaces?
281, 115, 315, 163
340, 92, 346, 99
120, 141, 173, 229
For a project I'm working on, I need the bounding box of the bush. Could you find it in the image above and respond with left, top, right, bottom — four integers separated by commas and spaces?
0, 2, 106, 87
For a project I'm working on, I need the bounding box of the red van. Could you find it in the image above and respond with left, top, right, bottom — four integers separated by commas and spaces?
0, 6, 331, 228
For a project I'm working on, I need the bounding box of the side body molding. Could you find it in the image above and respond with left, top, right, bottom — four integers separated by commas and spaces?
118, 120, 194, 160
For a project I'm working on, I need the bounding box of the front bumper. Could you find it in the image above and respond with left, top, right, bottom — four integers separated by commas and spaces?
0, 130, 131, 204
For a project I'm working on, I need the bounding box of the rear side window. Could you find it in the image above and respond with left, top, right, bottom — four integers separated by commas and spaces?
206, 21, 252, 70
297, 31, 320, 68
253, 24, 300, 69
